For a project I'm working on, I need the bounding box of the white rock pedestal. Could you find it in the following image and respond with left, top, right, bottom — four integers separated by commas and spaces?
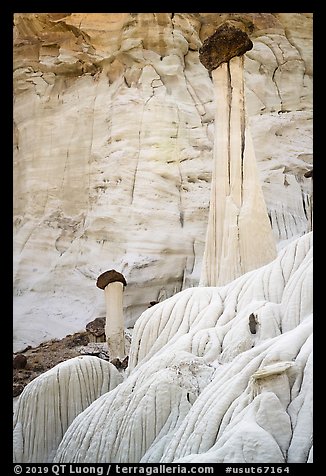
104, 281, 126, 360
96, 270, 127, 361
199, 24, 277, 287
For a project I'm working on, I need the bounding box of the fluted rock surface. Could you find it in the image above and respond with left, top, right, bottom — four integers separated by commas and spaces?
12, 232, 311, 463
13, 13, 312, 350
13, 356, 123, 463
199, 52, 277, 287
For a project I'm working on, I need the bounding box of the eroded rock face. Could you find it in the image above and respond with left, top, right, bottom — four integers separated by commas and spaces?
199, 48, 277, 287
13, 13, 312, 350
13, 232, 311, 463
13, 356, 123, 463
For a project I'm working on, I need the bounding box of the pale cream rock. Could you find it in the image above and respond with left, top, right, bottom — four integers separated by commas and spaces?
96, 269, 128, 359
54, 354, 214, 463
104, 282, 126, 360
200, 55, 277, 286
13, 356, 123, 463
13, 13, 312, 351
128, 232, 312, 370
44, 232, 312, 464
12, 14, 312, 462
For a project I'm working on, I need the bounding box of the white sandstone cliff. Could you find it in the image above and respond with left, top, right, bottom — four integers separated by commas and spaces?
13, 13, 312, 351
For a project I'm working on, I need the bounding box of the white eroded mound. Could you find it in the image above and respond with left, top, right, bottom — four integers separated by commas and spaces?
128, 231, 312, 370
13, 356, 123, 463
13, 232, 312, 463
49, 232, 312, 463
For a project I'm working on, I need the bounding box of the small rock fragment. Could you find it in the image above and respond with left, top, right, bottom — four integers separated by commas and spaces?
13, 354, 27, 369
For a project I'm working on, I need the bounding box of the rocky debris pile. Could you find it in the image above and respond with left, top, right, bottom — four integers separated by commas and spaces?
80, 328, 132, 371
13, 328, 133, 397
13, 332, 90, 397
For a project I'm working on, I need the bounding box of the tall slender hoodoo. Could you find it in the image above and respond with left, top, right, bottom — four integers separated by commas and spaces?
199, 22, 277, 286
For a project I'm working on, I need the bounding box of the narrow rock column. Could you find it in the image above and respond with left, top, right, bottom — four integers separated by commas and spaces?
199, 22, 277, 287
96, 270, 127, 361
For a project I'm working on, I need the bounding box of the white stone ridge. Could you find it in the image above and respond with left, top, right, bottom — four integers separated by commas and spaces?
128, 231, 312, 370
13, 356, 123, 463
13, 14, 312, 350
13, 232, 312, 463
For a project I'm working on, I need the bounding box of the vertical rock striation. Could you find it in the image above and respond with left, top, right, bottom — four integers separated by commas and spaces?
13, 232, 312, 463
18, 232, 310, 464
199, 23, 277, 286
13, 356, 123, 463
13, 13, 312, 350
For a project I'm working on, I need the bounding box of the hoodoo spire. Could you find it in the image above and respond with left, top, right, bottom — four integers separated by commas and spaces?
199, 21, 277, 286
